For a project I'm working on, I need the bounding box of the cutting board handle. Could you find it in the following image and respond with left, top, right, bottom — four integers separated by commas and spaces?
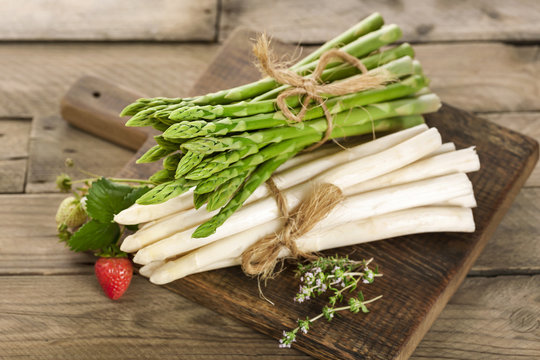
60, 76, 153, 151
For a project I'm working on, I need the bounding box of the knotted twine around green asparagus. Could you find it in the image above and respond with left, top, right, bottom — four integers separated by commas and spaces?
242, 35, 394, 278
252, 33, 395, 151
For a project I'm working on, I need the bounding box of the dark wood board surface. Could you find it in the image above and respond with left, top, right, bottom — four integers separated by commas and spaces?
60, 30, 539, 360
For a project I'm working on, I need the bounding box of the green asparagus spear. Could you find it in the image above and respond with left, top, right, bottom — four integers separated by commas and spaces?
149, 168, 175, 184
180, 94, 440, 155
136, 177, 198, 205
194, 135, 321, 194
165, 74, 425, 140
206, 169, 254, 211
136, 145, 176, 163
121, 14, 393, 115
291, 12, 384, 69
191, 114, 424, 237
175, 151, 205, 178
171, 51, 415, 121
252, 43, 413, 102
162, 153, 183, 171
194, 192, 212, 210
120, 97, 184, 117
217, 24, 403, 104
187, 143, 261, 180
192, 149, 301, 238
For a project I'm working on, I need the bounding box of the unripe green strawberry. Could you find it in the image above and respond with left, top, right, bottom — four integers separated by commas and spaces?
55, 196, 87, 228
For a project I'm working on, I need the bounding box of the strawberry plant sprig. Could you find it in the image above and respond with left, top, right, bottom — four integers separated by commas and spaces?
54, 159, 156, 299
279, 256, 382, 348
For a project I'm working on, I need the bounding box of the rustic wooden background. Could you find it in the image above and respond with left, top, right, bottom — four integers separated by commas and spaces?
0, 1, 538, 359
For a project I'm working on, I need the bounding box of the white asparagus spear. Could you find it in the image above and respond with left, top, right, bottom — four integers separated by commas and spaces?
138, 260, 165, 278
130, 129, 442, 259
115, 124, 429, 226
443, 193, 477, 208
134, 170, 469, 265
135, 141, 455, 234
115, 147, 339, 226
139, 191, 474, 278
120, 125, 431, 252
344, 147, 479, 196
150, 206, 475, 284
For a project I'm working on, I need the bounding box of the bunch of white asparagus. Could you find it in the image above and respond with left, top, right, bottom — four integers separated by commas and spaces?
115, 124, 480, 284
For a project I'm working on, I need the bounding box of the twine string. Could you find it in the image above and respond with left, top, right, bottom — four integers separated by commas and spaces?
241, 34, 392, 279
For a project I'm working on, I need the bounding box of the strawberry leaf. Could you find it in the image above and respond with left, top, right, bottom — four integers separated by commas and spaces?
68, 220, 120, 252
86, 178, 149, 223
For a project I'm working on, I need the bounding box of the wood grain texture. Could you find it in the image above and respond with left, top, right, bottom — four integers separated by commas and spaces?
0, 43, 219, 117
110, 30, 539, 360
483, 112, 540, 186
0, 119, 31, 193
26, 115, 133, 193
0, 194, 94, 275
471, 188, 540, 276
221, 0, 540, 43
0, 0, 217, 41
1, 274, 537, 359
0, 275, 310, 360
0, 159, 27, 193
61, 76, 152, 151
414, 43, 540, 113
412, 275, 540, 360
0, 42, 537, 119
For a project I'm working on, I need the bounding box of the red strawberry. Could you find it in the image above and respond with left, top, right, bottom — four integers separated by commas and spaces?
95, 257, 133, 300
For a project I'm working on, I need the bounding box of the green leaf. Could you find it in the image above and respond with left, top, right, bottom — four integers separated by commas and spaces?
68, 220, 120, 252
86, 178, 149, 223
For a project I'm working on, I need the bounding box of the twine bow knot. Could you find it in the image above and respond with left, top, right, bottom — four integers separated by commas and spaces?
252, 34, 392, 151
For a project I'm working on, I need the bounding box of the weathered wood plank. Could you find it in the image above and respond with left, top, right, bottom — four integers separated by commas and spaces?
0, 119, 31, 193
0, 275, 309, 359
472, 188, 540, 276
482, 112, 540, 187
221, 0, 540, 43
0, 0, 217, 41
26, 115, 134, 193
0, 194, 93, 275
0, 274, 537, 359
414, 43, 540, 113
0, 118, 31, 160
0, 43, 219, 117
0, 42, 536, 119
412, 275, 540, 359
0, 159, 27, 193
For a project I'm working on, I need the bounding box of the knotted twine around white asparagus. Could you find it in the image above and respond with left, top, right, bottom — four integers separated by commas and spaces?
240, 35, 397, 279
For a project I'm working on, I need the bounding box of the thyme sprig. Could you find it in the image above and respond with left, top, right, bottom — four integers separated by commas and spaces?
280, 255, 382, 348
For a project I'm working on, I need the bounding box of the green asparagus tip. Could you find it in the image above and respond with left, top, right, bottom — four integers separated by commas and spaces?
120, 104, 138, 117
192, 221, 216, 238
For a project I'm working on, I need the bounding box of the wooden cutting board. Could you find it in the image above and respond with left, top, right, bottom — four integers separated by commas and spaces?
61, 29, 539, 360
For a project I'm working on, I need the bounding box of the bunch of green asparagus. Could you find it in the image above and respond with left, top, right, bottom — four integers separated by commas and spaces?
121, 12, 441, 238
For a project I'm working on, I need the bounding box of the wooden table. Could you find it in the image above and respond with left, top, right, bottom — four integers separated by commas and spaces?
1, 1, 538, 359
